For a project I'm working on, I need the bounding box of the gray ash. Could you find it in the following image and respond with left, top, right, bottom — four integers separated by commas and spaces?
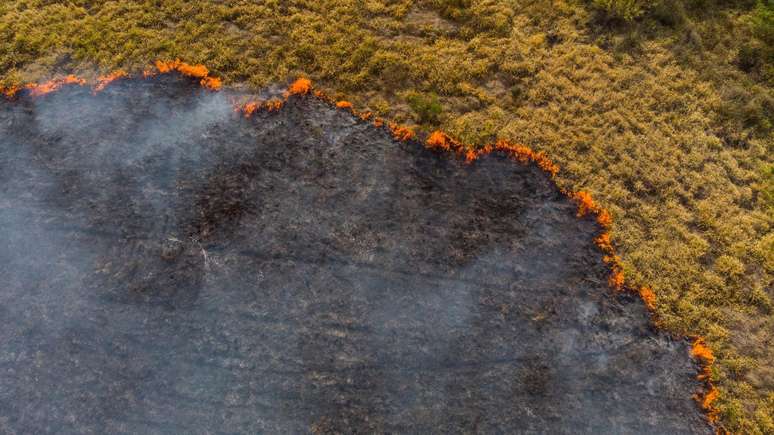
0, 75, 710, 434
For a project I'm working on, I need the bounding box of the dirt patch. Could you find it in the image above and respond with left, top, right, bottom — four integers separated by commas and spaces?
0, 75, 710, 434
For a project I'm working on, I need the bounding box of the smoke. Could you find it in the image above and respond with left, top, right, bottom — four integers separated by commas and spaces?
0, 76, 709, 434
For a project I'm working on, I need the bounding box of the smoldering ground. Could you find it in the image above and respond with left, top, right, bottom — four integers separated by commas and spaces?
0, 75, 710, 434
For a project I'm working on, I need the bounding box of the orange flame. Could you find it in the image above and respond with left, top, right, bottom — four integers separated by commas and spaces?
595, 233, 614, 254
388, 123, 415, 142
489, 139, 561, 176
427, 130, 455, 152
639, 286, 657, 311
697, 386, 720, 422
233, 99, 288, 117
288, 78, 312, 95
154, 59, 180, 73
597, 209, 613, 228
690, 337, 721, 426
573, 191, 597, 217
691, 338, 716, 365
26, 75, 86, 97
200, 76, 222, 91
153, 59, 221, 91
94, 70, 128, 92
608, 269, 625, 291
241, 102, 260, 117
1, 85, 20, 98
266, 99, 284, 112
336, 100, 353, 109
176, 63, 208, 79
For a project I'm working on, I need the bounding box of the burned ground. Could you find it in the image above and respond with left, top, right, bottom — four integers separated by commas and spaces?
0, 76, 710, 434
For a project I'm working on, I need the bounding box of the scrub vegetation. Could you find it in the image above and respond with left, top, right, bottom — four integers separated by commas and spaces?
1, 0, 772, 431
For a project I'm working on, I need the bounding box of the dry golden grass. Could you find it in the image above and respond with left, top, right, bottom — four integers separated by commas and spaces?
1, 0, 772, 431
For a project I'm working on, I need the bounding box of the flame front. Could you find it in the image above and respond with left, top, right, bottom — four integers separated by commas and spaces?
26, 75, 86, 97
95, 70, 128, 92
388, 123, 415, 142
152, 59, 221, 90
691, 338, 721, 426
288, 78, 312, 95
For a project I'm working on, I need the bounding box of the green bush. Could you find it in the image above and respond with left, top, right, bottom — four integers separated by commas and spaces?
752, 0, 774, 77
592, 0, 646, 21
752, 0, 774, 46
738, 43, 763, 72
407, 91, 443, 124
651, 0, 686, 26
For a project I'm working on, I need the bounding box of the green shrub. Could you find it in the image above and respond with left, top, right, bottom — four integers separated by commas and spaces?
752, 0, 774, 47
592, 0, 647, 21
651, 0, 686, 26
407, 91, 443, 124
738, 43, 763, 72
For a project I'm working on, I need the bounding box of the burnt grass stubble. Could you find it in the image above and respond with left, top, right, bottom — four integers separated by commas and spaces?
0, 75, 710, 434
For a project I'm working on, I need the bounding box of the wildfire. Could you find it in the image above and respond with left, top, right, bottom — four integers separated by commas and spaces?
235, 99, 285, 116
426, 131, 447, 149
638, 286, 657, 311
573, 191, 597, 217
494, 139, 534, 164
152, 59, 222, 90
288, 78, 312, 95
265, 99, 283, 112
425, 130, 480, 163
240, 102, 260, 117
608, 269, 625, 291
176, 63, 208, 79
388, 123, 415, 142
6, 70, 725, 430
595, 233, 614, 253
424, 128, 633, 304
6, 59, 225, 99
691, 338, 716, 365
25, 75, 86, 97
94, 70, 128, 92
200, 76, 222, 90
696, 386, 721, 422
597, 209, 612, 228
489, 139, 561, 176
155, 60, 177, 74
1, 85, 20, 98
690, 337, 722, 426
426, 130, 455, 152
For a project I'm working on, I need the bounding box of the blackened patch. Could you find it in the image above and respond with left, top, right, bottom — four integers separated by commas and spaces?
0, 76, 710, 434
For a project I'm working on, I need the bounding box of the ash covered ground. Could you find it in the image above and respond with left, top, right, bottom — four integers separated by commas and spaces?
0, 75, 710, 434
